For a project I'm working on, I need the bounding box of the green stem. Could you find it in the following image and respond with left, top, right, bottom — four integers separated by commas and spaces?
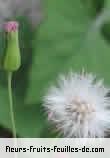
8, 72, 16, 138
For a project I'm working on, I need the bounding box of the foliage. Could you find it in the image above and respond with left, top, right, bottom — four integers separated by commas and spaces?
0, 0, 110, 137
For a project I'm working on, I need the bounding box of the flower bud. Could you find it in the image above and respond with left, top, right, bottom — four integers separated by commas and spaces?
3, 21, 21, 71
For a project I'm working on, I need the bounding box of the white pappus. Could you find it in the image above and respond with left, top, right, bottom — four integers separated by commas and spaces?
43, 71, 110, 138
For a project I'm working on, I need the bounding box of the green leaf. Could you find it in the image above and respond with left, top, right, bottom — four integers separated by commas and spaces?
0, 84, 48, 137
26, 0, 110, 105
26, 0, 93, 104
83, 0, 104, 16
65, 31, 110, 85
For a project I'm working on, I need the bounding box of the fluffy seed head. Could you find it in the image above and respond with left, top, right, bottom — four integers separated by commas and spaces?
43, 72, 110, 138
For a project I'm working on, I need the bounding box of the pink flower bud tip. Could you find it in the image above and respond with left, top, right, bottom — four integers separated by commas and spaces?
4, 21, 19, 32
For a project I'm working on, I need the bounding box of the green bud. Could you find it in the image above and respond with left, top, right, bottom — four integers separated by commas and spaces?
3, 21, 21, 71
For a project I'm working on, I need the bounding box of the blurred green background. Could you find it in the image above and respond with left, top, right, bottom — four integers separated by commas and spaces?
0, 0, 110, 137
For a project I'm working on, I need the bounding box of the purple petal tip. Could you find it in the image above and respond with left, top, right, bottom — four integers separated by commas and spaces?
4, 21, 19, 32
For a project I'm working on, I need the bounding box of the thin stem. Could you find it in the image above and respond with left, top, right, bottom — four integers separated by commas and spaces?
8, 72, 16, 138
8, 72, 18, 158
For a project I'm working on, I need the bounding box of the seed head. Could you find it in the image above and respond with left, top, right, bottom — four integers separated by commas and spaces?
43, 72, 110, 138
